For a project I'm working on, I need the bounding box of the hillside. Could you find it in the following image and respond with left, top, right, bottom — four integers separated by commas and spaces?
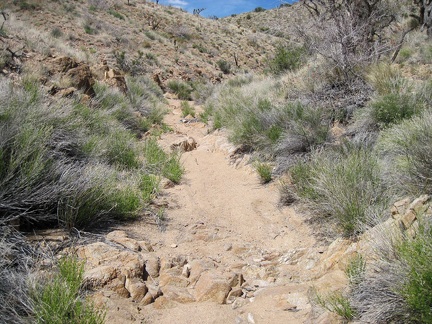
1, 0, 280, 85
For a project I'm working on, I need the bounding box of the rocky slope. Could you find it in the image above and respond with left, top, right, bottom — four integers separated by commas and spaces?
2, 0, 280, 86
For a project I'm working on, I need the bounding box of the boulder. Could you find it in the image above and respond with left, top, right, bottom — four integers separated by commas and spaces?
193, 270, 233, 304
125, 277, 147, 302
106, 230, 141, 252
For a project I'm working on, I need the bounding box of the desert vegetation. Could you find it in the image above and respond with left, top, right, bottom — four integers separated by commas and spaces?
1, 0, 432, 322
0, 72, 181, 321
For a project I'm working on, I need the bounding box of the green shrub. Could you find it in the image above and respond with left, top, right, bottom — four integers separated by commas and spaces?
291, 145, 386, 236
217, 59, 231, 74
108, 8, 125, 20
316, 291, 355, 321
268, 45, 305, 74
144, 138, 184, 183
370, 92, 421, 128
397, 223, 432, 323
32, 256, 105, 324
376, 109, 432, 195
254, 162, 272, 183
254, 6, 266, 12
167, 80, 193, 100
163, 154, 183, 184
51, 27, 63, 38
180, 101, 195, 117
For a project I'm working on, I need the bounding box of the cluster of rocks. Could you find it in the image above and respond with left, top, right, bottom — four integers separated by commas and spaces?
75, 230, 268, 309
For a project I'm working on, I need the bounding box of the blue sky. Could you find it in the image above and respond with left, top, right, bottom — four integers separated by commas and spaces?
160, 0, 297, 18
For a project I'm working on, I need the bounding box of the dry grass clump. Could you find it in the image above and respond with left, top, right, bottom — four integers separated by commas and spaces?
289, 143, 387, 236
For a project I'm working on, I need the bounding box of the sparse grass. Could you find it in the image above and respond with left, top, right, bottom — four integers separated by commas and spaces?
167, 79, 193, 100
32, 256, 105, 324
180, 101, 195, 117
291, 144, 386, 236
254, 161, 272, 183
217, 59, 231, 74
316, 290, 355, 321
108, 8, 125, 20
144, 138, 184, 184
376, 109, 432, 196
267, 45, 305, 74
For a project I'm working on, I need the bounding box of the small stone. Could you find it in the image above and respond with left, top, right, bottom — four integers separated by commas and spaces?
170, 244, 178, 248
224, 243, 233, 251
247, 313, 255, 324
145, 256, 160, 278
227, 287, 244, 303
182, 264, 191, 278
232, 298, 248, 310
125, 277, 147, 302
141, 292, 154, 306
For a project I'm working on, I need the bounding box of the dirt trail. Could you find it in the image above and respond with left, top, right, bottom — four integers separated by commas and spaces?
108, 97, 342, 323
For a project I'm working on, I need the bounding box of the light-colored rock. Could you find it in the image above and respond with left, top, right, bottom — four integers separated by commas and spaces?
159, 268, 190, 288
227, 287, 244, 303
138, 241, 154, 252
182, 264, 191, 278
160, 285, 196, 303
125, 277, 147, 302
153, 296, 177, 309
84, 265, 117, 289
109, 275, 129, 298
141, 292, 154, 306
145, 255, 160, 278
106, 230, 141, 251
247, 313, 255, 324
194, 270, 232, 304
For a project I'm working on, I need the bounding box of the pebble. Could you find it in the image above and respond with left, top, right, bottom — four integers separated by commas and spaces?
170, 244, 178, 248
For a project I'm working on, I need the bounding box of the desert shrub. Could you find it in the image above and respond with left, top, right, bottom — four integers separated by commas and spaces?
366, 63, 404, 96
268, 45, 305, 74
140, 174, 160, 203
291, 144, 386, 236
254, 6, 266, 12
205, 77, 329, 154
108, 8, 124, 20
50, 27, 63, 38
180, 101, 195, 117
397, 222, 432, 323
163, 154, 183, 184
191, 82, 215, 104
346, 254, 366, 287
316, 290, 355, 321
376, 109, 432, 195
254, 162, 272, 183
32, 256, 105, 324
276, 102, 329, 154
144, 138, 184, 183
0, 227, 36, 323
351, 216, 432, 323
167, 79, 193, 100
369, 92, 421, 127
217, 59, 231, 74
0, 76, 169, 229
